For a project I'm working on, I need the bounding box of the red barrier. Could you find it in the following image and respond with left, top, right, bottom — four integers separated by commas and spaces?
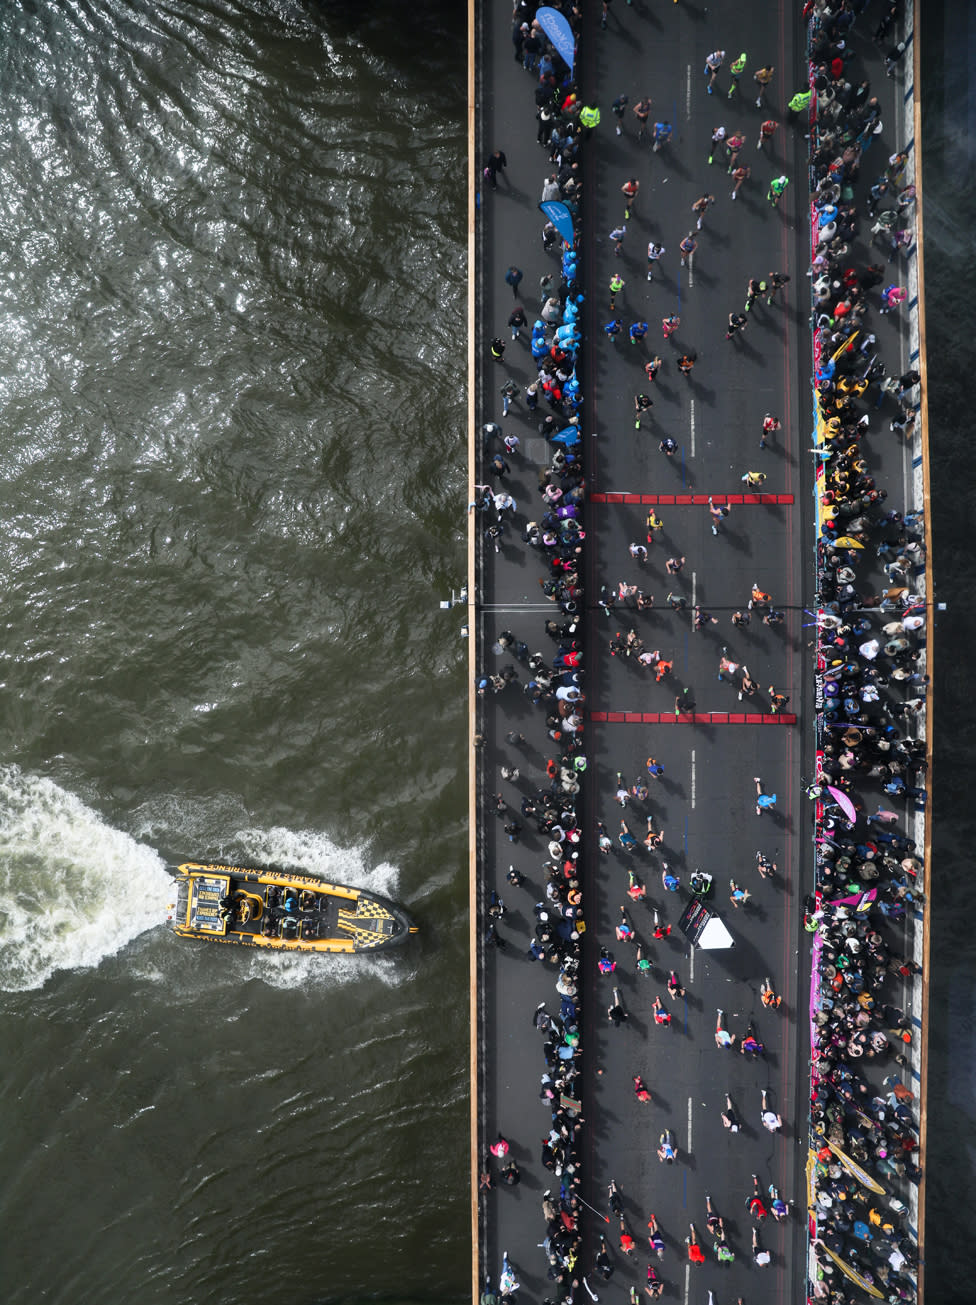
589, 492, 794, 505
588, 711, 798, 725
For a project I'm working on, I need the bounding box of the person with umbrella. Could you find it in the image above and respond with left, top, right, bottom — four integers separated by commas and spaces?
826, 785, 858, 824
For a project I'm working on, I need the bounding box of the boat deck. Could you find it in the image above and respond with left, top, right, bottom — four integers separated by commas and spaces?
174, 866, 406, 951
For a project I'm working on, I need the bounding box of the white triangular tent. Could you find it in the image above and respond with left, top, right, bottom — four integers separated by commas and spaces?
697, 915, 735, 950
678, 898, 735, 950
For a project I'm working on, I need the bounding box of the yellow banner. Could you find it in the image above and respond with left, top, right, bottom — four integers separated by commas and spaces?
819, 1241, 885, 1298
826, 1138, 886, 1196
831, 330, 860, 363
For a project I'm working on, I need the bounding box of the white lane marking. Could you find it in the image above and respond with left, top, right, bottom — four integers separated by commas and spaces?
689, 397, 696, 457
689, 947, 695, 983
683, 1265, 690, 1305
685, 65, 692, 119
691, 570, 697, 612
691, 749, 696, 809
688, 254, 694, 290
687, 1096, 693, 1153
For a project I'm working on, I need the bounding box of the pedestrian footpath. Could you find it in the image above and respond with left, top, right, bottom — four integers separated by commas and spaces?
804, 4, 928, 1300
471, 3, 926, 1304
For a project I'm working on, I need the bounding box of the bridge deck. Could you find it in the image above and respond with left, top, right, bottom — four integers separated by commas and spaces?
473, 3, 919, 1301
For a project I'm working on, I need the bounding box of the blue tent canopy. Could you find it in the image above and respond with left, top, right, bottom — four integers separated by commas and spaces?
552, 427, 581, 447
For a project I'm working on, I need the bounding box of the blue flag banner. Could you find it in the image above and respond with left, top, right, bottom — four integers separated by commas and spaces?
552, 427, 581, 447
536, 7, 575, 76
539, 200, 575, 248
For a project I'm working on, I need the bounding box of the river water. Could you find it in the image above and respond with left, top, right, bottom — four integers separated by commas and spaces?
0, 1, 967, 1301
0, 2, 468, 1303
917, 5, 976, 1300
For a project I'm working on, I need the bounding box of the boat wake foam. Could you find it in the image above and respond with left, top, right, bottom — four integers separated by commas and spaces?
0, 771, 407, 993
0, 765, 172, 991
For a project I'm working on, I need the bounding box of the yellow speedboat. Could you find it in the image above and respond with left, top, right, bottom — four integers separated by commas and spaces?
172, 861, 416, 954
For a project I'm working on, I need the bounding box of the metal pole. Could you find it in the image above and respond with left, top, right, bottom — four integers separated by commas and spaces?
574, 1194, 610, 1223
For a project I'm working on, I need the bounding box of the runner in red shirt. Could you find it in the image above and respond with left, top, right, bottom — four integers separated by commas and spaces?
619, 1220, 637, 1257
685, 1224, 706, 1263
746, 1174, 769, 1221
757, 119, 778, 152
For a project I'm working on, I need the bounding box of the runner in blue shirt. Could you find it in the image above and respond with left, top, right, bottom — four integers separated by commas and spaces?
754, 776, 777, 814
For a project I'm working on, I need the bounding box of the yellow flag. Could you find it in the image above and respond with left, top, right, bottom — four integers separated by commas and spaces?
826, 1138, 886, 1195
818, 1241, 885, 1298
831, 330, 859, 363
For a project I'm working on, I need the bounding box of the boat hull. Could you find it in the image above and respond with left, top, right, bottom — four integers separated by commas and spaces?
171, 862, 416, 954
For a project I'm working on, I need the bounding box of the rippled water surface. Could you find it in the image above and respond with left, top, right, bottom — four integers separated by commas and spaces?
2, 1, 966, 1300
918, 5, 976, 1300
0, 2, 467, 1302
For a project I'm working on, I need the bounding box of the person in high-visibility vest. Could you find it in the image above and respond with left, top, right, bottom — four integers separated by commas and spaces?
728, 52, 747, 97
788, 89, 812, 121
579, 104, 601, 134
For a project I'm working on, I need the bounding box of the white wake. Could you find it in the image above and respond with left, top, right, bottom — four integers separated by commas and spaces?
0, 766, 172, 991
0, 771, 407, 993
